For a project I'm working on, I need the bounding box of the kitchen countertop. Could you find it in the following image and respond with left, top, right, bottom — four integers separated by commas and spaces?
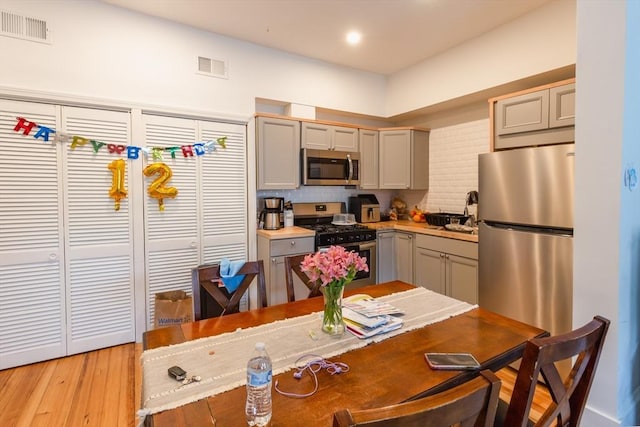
256, 226, 315, 239
365, 220, 478, 243
257, 221, 478, 243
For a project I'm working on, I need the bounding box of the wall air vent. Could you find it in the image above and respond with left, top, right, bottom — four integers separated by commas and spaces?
197, 55, 228, 79
1, 10, 51, 44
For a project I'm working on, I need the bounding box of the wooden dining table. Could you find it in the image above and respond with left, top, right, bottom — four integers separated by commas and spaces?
143, 281, 546, 426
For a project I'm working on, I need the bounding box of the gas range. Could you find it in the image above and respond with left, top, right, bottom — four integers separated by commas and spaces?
300, 223, 376, 248
292, 201, 377, 286
292, 202, 377, 249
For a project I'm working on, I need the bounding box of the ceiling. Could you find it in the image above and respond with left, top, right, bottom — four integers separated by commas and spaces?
101, 0, 552, 76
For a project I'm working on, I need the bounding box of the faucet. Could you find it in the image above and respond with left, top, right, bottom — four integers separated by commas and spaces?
464, 191, 479, 226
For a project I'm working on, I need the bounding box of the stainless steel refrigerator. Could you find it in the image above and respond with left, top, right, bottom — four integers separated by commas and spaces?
478, 143, 574, 343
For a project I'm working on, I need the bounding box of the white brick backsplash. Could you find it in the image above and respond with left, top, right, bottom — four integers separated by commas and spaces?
405, 118, 490, 214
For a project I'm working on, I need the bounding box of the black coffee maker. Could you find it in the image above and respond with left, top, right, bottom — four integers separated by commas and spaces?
260, 197, 284, 230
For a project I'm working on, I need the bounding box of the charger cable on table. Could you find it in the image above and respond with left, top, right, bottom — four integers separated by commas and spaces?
275, 354, 349, 398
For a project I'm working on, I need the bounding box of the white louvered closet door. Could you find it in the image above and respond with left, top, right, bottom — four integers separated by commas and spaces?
142, 115, 248, 327
199, 121, 247, 263
62, 106, 135, 354
143, 115, 200, 327
0, 100, 65, 369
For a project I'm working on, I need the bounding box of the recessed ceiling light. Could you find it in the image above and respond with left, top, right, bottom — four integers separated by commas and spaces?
346, 31, 362, 45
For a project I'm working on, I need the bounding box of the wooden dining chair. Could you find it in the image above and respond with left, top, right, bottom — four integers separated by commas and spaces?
191, 260, 267, 319
498, 315, 610, 427
284, 254, 323, 302
332, 369, 501, 427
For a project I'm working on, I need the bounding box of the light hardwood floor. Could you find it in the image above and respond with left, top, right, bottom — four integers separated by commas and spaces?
0, 344, 141, 427
0, 343, 550, 426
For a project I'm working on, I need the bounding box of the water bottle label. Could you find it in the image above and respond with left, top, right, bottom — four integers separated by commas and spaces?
248, 370, 272, 386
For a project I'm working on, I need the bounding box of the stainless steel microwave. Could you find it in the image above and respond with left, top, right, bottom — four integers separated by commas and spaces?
302, 148, 360, 186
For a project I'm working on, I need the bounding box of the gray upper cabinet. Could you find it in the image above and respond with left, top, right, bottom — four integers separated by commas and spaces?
301, 122, 358, 151
549, 83, 576, 128
256, 116, 300, 190
496, 89, 550, 135
379, 129, 429, 190
359, 129, 379, 189
493, 80, 575, 150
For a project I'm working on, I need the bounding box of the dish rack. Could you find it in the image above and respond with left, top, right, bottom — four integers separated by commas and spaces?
425, 213, 469, 227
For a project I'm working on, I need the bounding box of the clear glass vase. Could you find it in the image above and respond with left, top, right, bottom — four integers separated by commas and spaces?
321, 283, 346, 337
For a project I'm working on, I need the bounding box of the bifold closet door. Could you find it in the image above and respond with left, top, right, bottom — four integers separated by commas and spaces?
142, 115, 200, 328
0, 101, 66, 369
142, 115, 248, 327
0, 101, 135, 369
199, 121, 247, 263
62, 106, 135, 355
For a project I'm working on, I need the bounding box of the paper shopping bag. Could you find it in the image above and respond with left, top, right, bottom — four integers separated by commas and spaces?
154, 290, 193, 329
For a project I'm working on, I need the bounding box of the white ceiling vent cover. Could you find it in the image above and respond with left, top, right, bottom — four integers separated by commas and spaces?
197, 56, 228, 79
1, 10, 52, 44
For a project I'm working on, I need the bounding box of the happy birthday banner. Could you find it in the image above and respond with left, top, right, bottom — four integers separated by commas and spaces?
12, 116, 227, 161
12, 116, 229, 212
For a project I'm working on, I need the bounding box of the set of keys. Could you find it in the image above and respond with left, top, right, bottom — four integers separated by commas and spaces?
168, 365, 201, 386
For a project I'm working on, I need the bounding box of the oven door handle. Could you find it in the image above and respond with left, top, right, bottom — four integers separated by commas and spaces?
358, 241, 376, 250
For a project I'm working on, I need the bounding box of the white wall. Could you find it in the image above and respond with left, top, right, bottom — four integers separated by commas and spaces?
575, 0, 637, 425
0, 0, 387, 118
386, 0, 576, 116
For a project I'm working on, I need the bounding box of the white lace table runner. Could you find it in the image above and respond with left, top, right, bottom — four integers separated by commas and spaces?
139, 287, 476, 417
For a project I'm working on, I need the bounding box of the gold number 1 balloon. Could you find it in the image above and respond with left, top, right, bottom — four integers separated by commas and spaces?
143, 162, 178, 211
107, 159, 128, 211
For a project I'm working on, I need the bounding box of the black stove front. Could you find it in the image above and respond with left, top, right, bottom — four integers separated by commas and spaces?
300, 223, 377, 248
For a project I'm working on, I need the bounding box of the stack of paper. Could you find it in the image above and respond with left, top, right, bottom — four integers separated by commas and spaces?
342, 295, 404, 339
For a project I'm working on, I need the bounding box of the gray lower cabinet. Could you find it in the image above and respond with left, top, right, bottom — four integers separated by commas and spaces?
414, 234, 478, 304
257, 235, 314, 305
376, 230, 395, 282
394, 231, 414, 284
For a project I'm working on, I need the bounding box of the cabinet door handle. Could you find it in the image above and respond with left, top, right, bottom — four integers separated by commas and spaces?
440, 253, 445, 258
290, 241, 296, 246
272, 258, 276, 263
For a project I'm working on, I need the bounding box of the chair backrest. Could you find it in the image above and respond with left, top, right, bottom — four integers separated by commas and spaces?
332, 369, 501, 427
191, 260, 267, 320
504, 315, 610, 427
284, 254, 323, 302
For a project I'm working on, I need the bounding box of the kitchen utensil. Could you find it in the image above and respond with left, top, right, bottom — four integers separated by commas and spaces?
264, 211, 281, 230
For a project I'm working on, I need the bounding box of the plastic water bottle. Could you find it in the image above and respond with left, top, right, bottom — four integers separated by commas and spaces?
245, 342, 272, 426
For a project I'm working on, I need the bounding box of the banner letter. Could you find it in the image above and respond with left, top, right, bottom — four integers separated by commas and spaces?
34, 126, 55, 142
14, 117, 38, 135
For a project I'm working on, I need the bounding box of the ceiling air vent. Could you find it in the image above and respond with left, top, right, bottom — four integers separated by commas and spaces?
197, 55, 228, 79
1, 10, 51, 44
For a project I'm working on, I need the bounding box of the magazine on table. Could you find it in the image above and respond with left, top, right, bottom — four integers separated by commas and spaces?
343, 294, 404, 339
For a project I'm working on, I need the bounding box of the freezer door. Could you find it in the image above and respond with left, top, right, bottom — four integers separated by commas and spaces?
479, 143, 574, 229
478, 222, 572, 338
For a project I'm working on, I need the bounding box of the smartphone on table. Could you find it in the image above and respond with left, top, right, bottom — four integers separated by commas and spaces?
424, 352, 481, 370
